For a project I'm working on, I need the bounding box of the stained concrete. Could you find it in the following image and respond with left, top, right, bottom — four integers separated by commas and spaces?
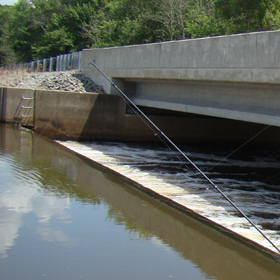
127, 79, 280, 126
0, 87, 3, 122
1, 88, 34, 126
1, 87, 280, 145
34, 90, 211, 142
83, 31, 280, 86
82, 31, 280, 128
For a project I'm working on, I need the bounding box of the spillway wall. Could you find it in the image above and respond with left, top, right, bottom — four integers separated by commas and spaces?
1, 87, 280, 145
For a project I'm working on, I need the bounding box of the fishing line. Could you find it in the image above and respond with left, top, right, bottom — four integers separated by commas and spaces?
33, 88, 72, 144
89, 60, 280, 256
263, 171, 280, 183
97, 65, 198, 178
207, 125, 272, 172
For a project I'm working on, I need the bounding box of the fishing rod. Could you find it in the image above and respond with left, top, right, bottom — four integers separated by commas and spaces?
89, 60, 280, 255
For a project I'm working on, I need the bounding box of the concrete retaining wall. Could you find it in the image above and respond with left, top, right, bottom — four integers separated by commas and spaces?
1, 88, 34, 127
1, 87, 218, 143
0, 87, 3, 122
2, 87, 280, 145
33, 89, 213, 142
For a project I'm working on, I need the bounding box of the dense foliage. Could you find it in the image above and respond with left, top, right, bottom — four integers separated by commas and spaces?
1, 0, 280, 66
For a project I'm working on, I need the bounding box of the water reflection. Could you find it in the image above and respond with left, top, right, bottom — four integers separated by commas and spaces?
60, 140, 280, 252
0, 127, 72, 258
1, 124, 280, 280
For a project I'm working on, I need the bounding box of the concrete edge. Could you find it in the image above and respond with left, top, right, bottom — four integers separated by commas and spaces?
83, 30, 280, 51
134, 98, 280, 127
0, 87, 3, 122
56, 140, 280, 262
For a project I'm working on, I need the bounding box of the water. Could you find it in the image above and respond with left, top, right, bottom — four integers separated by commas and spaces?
59, 140, 280, 253
1, 123, 280, 280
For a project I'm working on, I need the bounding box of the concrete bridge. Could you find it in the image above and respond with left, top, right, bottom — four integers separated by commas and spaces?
2, 31, 280, 145
82, 31, 280, 128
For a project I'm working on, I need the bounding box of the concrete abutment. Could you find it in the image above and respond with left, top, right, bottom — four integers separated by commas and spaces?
1, 87, 280, 145
82, 31, 280, 129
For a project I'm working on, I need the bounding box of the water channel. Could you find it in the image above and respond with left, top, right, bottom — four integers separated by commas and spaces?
1, 123, 280, 279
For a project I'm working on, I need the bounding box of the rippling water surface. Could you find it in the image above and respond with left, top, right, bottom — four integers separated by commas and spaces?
59, 140, 280, 252
1, 123, 280, 280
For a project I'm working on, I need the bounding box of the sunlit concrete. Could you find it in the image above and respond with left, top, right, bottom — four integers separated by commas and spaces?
82, 31, 280, 127
1, 88, 34, 127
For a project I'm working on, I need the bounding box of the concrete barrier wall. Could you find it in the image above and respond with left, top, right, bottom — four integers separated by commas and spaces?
1, 88, 34, 127
0, 87, 3, 122
2, 87, 280, 145
82, 31, 280, 94
33, 89, 205, 142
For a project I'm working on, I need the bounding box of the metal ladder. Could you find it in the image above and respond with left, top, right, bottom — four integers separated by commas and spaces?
21, 96, 34, 120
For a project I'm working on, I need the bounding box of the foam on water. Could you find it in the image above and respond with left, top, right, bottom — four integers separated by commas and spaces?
57, 141, 280, 254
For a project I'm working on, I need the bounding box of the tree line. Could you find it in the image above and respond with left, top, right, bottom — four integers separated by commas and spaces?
1, 0, 280, 66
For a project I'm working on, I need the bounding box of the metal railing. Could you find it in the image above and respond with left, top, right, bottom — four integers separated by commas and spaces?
1, 51, 83, 72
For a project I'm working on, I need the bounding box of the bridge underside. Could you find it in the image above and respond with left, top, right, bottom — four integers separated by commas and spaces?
121, 78, 280, 128
82, 31, 280, 144
129, 104, 280, 146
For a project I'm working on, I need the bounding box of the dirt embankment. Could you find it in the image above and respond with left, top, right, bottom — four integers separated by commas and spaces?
0, 69, 104, 93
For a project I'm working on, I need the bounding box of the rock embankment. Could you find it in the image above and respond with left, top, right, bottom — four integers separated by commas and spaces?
39, 71, 104, 93
0, 69, 104, 93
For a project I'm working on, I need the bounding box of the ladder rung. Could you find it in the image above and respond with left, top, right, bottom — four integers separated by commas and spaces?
22, 96, 33, 100
21, 114, 32, 117
21, 106, 33, 109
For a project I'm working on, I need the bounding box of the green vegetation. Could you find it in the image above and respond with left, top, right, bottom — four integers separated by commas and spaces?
1, 0, 280, 66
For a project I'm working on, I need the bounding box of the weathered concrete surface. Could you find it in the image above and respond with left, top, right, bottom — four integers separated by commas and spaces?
35, 90, 219, 142
1, 88, 34, 126
82, 31, 280, 127
34, 90, 99, 139
83, 31, 280, 87
33, 90, 159, 141
32, 90, 280, 145
127, 79, 280, 127
0, 87, 280, 144
0, 88, 3, 122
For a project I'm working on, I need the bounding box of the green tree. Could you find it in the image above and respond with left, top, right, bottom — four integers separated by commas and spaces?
0, 5, 16, 66
7, 0, 45, 62
215, 0, 270, 33
80, 0, 162, 47
185, 0, 230, 38
33, 0, 110, 58
263, 0, 280, 30
159, 0, 189, 40
2, 0, 280, 65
